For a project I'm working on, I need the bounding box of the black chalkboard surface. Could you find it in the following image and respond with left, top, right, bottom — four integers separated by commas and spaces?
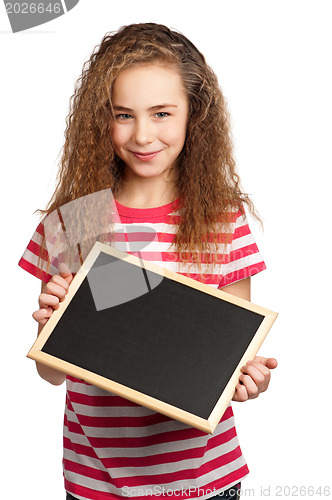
28, 242, 277, 434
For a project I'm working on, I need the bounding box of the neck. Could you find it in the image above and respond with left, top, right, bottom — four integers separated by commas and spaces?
114, 170, 178, 209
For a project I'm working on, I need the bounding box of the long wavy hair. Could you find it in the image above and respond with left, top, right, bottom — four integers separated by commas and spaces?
37, 22, 260, 279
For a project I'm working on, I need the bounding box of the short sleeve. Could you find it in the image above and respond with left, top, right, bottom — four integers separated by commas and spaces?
218, 210, 266, 288
18, 221, 59, 283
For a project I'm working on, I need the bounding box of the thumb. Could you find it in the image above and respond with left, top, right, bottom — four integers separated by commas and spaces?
263, 358, 278, 370
58, 263, 74, 284
265, 357, 278, 369
254, 356, 278, 369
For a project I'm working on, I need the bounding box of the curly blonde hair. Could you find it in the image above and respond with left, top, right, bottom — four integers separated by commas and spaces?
37, 22, 260, 278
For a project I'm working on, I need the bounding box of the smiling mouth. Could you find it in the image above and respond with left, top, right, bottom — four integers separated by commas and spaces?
130, 151, 162, 161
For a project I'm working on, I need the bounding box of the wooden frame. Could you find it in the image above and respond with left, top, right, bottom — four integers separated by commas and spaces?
27, 241, 277, 434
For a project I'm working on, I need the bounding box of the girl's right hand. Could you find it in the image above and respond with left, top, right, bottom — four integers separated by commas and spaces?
32, 264, 73, 327
32, 264, 73, 385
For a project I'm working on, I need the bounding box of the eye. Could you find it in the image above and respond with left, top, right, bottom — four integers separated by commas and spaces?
155, 112, 170, 118
116, 113, 133, 120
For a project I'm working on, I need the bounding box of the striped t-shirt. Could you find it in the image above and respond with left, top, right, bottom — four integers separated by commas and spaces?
19, 197, 266, 500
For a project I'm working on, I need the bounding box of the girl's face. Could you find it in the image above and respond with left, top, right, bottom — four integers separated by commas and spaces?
110, 64, 188, 183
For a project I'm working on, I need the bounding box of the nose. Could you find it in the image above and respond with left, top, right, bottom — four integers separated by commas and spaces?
132, 117, 154, 145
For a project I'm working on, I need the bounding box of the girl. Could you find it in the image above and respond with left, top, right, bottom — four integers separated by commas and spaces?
19, 23, 277, 500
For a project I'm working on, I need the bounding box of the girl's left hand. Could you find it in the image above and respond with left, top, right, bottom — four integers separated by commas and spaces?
232, 356, 278, 402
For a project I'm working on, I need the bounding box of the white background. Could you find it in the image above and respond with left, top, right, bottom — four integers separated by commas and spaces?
1, 1, 331, 499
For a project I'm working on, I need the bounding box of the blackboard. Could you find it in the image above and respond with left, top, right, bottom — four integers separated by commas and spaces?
27, 241, 277, 434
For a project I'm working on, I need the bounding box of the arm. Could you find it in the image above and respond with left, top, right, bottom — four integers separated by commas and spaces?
221, 277, 278, 402
222, 277, 251, 301
32, 267, 73, 386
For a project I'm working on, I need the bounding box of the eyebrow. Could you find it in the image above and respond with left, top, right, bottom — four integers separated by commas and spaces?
113, 104, 178, 112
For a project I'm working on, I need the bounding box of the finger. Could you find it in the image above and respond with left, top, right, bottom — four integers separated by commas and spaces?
49, 274, 70, 292
39, 292, 60, 310
253, 356, 278, 369
32, 308, 53, 325
42, 282, 68, 302
239, 374, 259, 399
243, 362, 270, 381
58, 263, 74, 284
242, 364, 270, 392
233, 382, 249, 402
266, 358, 278, 369
44, 274, 69, 293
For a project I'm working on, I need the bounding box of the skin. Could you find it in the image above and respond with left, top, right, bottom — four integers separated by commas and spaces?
110, 64, 189, 208
32, 63, 278, 399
